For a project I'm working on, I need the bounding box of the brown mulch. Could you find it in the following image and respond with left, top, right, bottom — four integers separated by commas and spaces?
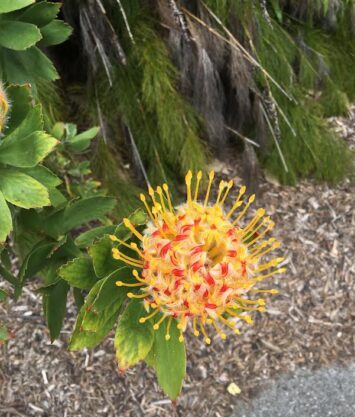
0, 111, 354, 417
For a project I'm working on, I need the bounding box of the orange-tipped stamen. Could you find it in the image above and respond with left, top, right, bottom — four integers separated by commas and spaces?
215, 180, 226, 205
127, 292, 150, 299
232, 194, 256, 225
123, 218, 143, 241
255, 258, 284, 273
242, 208, 266, 234
194, 171, 203, 201
162, 183, 173, 212
249, 288, 279, 294
219, 179, 234, 206
185, 170, 193, 206
156, 186, 167, 212
255, 267, 287, 281
246, 222, 275, 248
226, 309, 254, 324
199, 320, 211, 344
132, 270, 146, 283
140, 194, 158, 224
116, 281, 144, 287
226, 185, 246, 218
242, 216, 270, 241
165, 316, 173, 340
139, 308, 159, 323
211, 319, 227, 340
204, 170, 215, 207
112, 248, 143, 267
153, 314, 167, 330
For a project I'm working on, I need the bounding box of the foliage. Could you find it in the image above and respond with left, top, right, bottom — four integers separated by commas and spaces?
58, 209, 186, 399
0, 1, 72, 91
59, 0, 353, 190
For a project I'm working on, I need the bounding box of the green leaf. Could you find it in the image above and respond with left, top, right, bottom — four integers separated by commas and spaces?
40, 20, 72, 46
16, 241, 56, 298
0, 49, 35, 86
0, 190, 12, 242
43, 279, 69, 341
5, 84, 33, 134
0, 105, 58, 168
114, 300, 154, 370
0, 21, 42, 50
81, 268, 131, 332
75, 225, 116, 248
0, 289, 7, 301
67, 126, 100, 152
17, 47, 59, 81
270, 0, 283, 23
19, 165, 61, 188
89, 236, 122, 278
154, 319, 186, 400
58, 256, 98, 290
0, 169, 50, 209
0, 0, 34, 14
0, 325, 9, 343
19, 2, 61, 27
0, 130, 58, 167
69, 274, 126, 350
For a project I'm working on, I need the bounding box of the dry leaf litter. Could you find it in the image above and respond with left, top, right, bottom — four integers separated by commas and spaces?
0, 109, 354, 417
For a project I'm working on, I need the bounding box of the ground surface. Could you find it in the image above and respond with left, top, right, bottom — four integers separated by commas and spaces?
0, 110, 354, 417
230, 365, 355, 417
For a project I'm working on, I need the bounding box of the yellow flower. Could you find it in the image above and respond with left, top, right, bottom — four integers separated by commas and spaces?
112, 170, 285, 344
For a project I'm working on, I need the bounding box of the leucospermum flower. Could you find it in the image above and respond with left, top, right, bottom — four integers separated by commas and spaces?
111, 171, 285, 344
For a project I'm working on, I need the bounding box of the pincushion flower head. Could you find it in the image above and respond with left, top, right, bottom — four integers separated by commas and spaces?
111, 170, 285, 344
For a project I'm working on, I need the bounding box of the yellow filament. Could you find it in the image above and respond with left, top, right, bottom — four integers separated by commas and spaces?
123, 218, 143, 241
199, 320, 211, 344
226, 185, 246, 218
219, 179, 234, 206
110, 235, 136, 251
250, 288, 279, 294
132, 270, 146, 283
242, 208, 266, 234
204, 170, 215, 207
194, 170, 203, 201
116, 281, 144, 288
215, 180, 226, 205
165, 316, 173, 340
218, 315, 241, 334
226, 309, 254, 325
148, 186, 158, 207
139, 308, 159, 323
236, 305, 266, 312
255, 267, 286, 281
162, 184, 173, 212
255, 258, 284, 273
140, 194, 157, 224
235, 297, 265, 306
156, 186, 167, 212
232, 194, 256, 225
246, 222, 275, 247
153, 314, 167, 330
251, 242, 281, 260
211, 320, 227, 340
178, 329, 184, 343
185, 170, 193, 206
127, 292, 150, 299
193, 317, 200, 336
112, 249, 143, 267
249, 238, 276, 256
242, 216, 270, 241
130, 242, 143, 257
